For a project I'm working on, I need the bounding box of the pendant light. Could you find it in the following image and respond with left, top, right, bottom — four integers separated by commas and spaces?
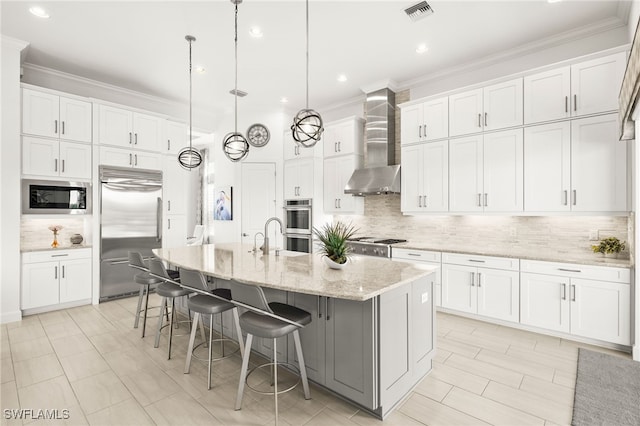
178, 35, 203, 170
222, 0, 250, 162
291, 0, 323, 147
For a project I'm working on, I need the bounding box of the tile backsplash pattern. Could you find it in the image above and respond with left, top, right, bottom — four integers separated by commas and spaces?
336, 195, 630, 261
21, 218, 87, 251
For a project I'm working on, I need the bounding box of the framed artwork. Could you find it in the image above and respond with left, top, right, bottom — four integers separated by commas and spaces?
214, 186, 233, 221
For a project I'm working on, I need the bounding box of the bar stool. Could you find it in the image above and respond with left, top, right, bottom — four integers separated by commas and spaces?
148, 258, 198, 360
179, 268, 244, 390
128, 251, 166, 338
231, 281, 311, 425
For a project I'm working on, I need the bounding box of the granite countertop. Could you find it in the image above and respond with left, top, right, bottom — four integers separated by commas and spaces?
394, 242, 632, 268
153, 243, 437, 301
21, 244, 92, 253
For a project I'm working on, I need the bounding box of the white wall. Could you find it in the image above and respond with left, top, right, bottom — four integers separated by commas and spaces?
1, 36, 29, 323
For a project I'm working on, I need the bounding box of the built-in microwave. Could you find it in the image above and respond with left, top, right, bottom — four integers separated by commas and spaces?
283, 199, 312, 234
22, 179, 91, 214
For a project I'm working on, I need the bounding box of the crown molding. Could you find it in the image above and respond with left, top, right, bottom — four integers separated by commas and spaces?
617, 0, 633, 25
397, 16, 626, 92
318, 92, 365, 117
1, 35, 29, 51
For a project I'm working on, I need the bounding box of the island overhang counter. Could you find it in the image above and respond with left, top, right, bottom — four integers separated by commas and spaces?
153, 243, 438, 419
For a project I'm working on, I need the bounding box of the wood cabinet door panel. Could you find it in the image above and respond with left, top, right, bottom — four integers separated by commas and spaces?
483, 78, 523, 131
401, 104, 424, 145
449, 89, 483, 137
483, 129, 523, 212
59, 142, 92, 179
59, 259, 91, 303
132, 113, 161, 152
423, 141, 449, 212
22, 89, 59, 139
571, 52, 626, 116
524, 66, 570, 124
423, 98, 449, 141
22, 136, 59, 176
520, 273, 570, 333
449, 136, 483, 212
400, 145, 423, 213
22, 261, 59, 309
98, 105, 133, 147
59, 97, 92, 143
441, 264, 476, 314
476, 268, 519, 323
287, 293, 326, 384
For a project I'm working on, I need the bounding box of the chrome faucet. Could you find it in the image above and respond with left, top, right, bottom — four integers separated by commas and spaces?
262, 217, 283, 255
253, 232, 264, 253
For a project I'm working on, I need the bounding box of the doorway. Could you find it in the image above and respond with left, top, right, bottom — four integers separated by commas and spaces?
241, 163, 277, 247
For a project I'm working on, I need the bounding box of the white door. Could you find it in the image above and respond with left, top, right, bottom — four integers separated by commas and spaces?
133, 112, 161, 152
98, 105, 132, 147
59, 142, 92, 180
483, 129, 523, 212
164, 215, 188, 248
483, 78, 523, 131
163, 155, 188, 215
22, 136, 59, 176
449, 135, 483, 212
59, 97, 92, 143
449, 88, 483, 137
324, 157, 339, 213
423, 140, 449, 212
99, 146, 133, 168
132, 151, 162, 170
22, 261, 59, 309
571, 52, 626, 116
476, 268, 519, 323
524, 122, 571, 212
401, 103, 424, 145
570, 278, 630, 345
241, 163, 276, 246
166, 121, 187, 154
335, 121, 356, 155
22, 89, 59, 139
523, 66, 571, 124
423, 97, 449, 141
520, 272, 570, 333
322, 124, 338, 156
441, 264, 476, 314
400, 145, 423, 213
59, 258, 92, 303
296, 157, 315, 198
336, 155, 362, 213
571, 114, 627, 212
283, 160, 299, 199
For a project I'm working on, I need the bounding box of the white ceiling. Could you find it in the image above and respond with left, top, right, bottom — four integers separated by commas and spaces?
0, 1, 631, 117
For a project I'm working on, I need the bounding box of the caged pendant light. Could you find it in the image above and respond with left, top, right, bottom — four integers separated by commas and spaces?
178, 35, 203, 170
222, 0, 250, 162
291, 0, 324, 147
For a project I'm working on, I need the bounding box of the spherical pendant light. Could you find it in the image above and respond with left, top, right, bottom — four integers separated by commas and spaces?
178, 35, 203, 170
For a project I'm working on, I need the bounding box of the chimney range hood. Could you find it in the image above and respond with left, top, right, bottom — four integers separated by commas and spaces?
344, 88, 400, 196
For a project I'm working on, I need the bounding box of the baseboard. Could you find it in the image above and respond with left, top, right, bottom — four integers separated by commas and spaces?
1, 310, 22, 324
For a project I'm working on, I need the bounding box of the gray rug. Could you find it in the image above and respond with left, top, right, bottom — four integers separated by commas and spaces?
572, 348, 640, 426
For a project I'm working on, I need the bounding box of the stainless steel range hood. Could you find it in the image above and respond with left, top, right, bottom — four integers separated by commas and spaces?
344, 88, 399, 196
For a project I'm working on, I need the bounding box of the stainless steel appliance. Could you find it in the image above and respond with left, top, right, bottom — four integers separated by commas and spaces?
22, 179, 91, 214
99, 166, 162, 301
284, 199, 312, 253
346, 237, 407, 258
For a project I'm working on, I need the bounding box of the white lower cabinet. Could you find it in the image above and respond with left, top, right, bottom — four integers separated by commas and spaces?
441, 253, 519, 323
22, 249, 92, 311
520, 260, 630, 345
163, 215, 187, 248
392, 248, 442, 307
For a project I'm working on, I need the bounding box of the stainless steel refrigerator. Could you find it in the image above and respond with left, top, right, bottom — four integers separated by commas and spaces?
99, 166, 162, 301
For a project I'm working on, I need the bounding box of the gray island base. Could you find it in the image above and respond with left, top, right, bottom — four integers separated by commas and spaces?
153, 243, 438, 419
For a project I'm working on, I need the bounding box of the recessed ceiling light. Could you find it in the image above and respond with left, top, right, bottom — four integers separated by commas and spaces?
547, 0, 562, 3
195, 66, 206, 74
249, 27, 263, 38
29, 6, 50, 19
416, 44, 428, 54
337, 74, 347, 83
280, 97, 289, 103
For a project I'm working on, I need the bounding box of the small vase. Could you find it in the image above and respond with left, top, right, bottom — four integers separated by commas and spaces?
604, 252, 619, 259
51, 231, 59, 248
70, 234, 83, 245
323, 256, 347, 270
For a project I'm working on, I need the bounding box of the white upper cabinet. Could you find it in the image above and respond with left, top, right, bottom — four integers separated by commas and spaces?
524, 52, 626, 124
283, 131, 318, 160
571, 114, 627, 212
524, 122, 571, 212
449, 135, 483, 212
22, 136, 91, 179
400, 97, 448, 145
163, 154, 188, 215
22, 88, 92, 143
98, 104, 162, 151
323, 117, 363, 157
284, 157, 315, 199
324, 156, 364, 214
58, 141, 92, 179
571, 52, 626, 117
99, 146, 161, 170
165, 121, 187, 154
449, 79, 523, 137
401, 141, 448, 213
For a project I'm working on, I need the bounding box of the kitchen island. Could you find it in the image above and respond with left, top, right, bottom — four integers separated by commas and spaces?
153, 243, 438, 419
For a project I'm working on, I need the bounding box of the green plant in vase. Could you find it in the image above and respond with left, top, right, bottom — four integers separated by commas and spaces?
313, 221, 358, 268
591, 237, 626, 257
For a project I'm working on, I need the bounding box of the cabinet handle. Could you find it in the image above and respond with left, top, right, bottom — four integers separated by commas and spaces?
338, 141, 341, 152
572, 190, 577, 206
168, 218, 171, 229
168, 200, 171, 211
318, 296, 322, 318
418, 195, 422, 208
478, 114, 482, 127
423, 124, 427, 138
418, 125, 422, 138
134, 133, 138, 145
558, 268, 581, 273
561, 283, 566, 300
129, 153, 132, 165
54, 120, 58, 134
326, 297, 330, 320
54, 159, 58, 172
408, 253, 421, 257
51, 254, 68, 257
168, 139, 171, 151
484, 113, 488, 127
477, 193, 482, 207
469, 259, 485, 263
571, 284, 576, 302
62, 265, 65, 278
62, 160, 65, 173
134, 154, 138, 166
423, 195, 427, 207
54, 266, 58, 279
563, 190, 568, 206
62, 121, 65, 135
334, 142, 338, 152
477, 272, 482, 287
129, 132, 132, 144
470, 272, 475, 286
574, 94, 577, 112
565, 96, 568, 113
484, 193, 488, 207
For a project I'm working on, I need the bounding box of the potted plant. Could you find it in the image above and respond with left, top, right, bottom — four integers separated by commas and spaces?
591, 237, 626, 258
313, 221, 358, 269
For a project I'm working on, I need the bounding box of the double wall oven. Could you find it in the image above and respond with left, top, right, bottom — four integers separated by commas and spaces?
283, 199, 313, 253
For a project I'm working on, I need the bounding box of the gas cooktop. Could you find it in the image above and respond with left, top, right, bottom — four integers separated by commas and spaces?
346, 237, 407, 258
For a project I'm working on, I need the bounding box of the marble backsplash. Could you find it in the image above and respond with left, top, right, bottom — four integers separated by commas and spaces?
335, 195, 631, 261
21, 218, 90, 251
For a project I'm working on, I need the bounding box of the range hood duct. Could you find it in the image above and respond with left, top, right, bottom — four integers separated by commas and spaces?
344, 88, 399, 196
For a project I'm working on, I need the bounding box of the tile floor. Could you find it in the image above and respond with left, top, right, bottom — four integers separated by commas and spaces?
0, 295, 631, 425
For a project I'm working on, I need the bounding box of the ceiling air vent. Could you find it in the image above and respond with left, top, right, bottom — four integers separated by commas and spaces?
404, 1, 434, 22
229, 89, 248, 97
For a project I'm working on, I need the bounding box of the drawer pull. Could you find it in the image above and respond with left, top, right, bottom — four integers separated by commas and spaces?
51, 254, 69, 257
408, 253, 421, 257
561, 283, 566, 300
468, 259, 485, 263
558, 268, 581, 273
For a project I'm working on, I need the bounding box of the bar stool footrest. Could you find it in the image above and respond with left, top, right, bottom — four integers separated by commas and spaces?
191, 338, 240, 362
245, 362, 301, 396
